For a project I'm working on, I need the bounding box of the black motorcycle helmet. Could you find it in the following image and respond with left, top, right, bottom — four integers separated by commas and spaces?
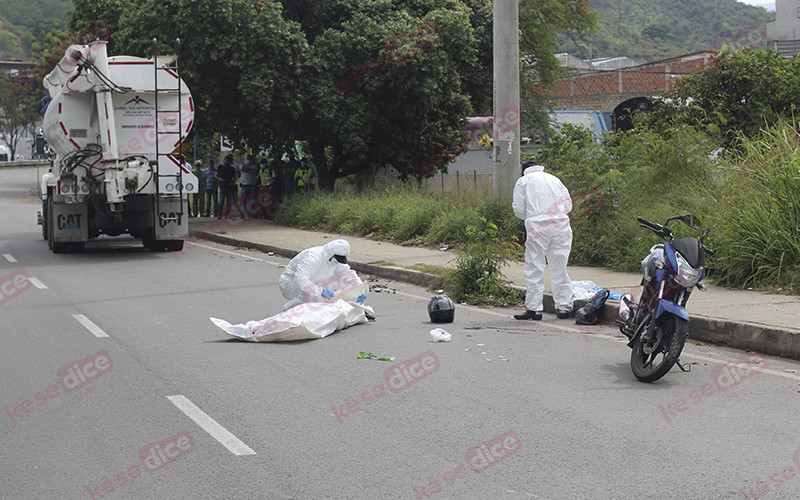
428, 293, 455, 323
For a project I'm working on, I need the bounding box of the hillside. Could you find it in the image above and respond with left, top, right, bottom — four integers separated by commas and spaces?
562, 0, 775, 61
0, 0, 72, 59
0, 0, 775, 62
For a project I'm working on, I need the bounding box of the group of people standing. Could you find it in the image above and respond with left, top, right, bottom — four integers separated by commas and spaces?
187, 153, 313, 219
187, 154, 272, 219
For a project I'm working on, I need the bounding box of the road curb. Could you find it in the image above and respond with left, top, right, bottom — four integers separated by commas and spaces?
190, 228, 800, 361
191, 229, 446, 289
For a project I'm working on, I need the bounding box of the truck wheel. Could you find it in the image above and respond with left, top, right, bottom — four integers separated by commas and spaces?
144, 236, 167, 251
166, 240, 184, 252
47, 196, 54, 250
41, 200, 48, 240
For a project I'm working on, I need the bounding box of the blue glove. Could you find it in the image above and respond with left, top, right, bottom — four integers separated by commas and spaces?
321, 288, 334, 300
356, 291, 368, 305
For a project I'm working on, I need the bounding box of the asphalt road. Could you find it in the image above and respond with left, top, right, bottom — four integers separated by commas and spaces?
2, 165, 800, 500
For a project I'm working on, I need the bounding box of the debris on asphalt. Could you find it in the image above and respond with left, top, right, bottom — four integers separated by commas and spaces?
439, 245, 450, 252
369, 282, 397, 294
357, 351, 396, 361
430, 328, 452, 342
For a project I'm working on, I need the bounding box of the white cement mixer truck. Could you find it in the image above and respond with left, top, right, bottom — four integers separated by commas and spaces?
38, 39, 196, 252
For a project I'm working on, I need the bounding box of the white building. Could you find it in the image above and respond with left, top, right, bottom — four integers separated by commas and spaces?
767, 0, 800, 56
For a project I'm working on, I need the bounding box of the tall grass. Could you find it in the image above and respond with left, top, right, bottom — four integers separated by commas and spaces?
272, 121, 800, 294
273, 183, 522, 250
712, 123, 800, 292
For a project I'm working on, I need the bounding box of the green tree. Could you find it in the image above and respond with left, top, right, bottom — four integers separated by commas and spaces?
520, 0, 596, 128
0, 0, 72, 37
69, 0, 307, 159
0, 20, 28, 59
62, 0, 596, 191
561, 0, 773, 61
0, 72, 42, 159
649, 49, 800, 145
289, 1, 478, 189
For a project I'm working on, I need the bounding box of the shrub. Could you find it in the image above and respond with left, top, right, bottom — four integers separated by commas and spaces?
441, 217, 521, 305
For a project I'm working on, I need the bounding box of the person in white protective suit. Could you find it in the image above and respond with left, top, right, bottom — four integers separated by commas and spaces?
512, 161, 574, 320
279, 239, 372, 317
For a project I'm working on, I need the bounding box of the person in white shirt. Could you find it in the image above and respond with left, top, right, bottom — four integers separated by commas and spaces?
239, 154, 260, 218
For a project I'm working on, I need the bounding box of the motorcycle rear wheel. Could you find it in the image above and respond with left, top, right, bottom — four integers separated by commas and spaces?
630, 314, 688, 383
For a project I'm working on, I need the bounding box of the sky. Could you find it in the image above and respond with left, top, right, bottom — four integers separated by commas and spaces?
737, 0, 776, 10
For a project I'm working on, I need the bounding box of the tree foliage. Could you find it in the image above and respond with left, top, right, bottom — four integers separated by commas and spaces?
0, 72, 42, 158
520, 0, 596, 129
0, 0, 72, 37
288, 0, 480, 188
0, 20, 29, 59
57, 0, 593, 191
565, 0, 773, 61
647, 49, 800, 146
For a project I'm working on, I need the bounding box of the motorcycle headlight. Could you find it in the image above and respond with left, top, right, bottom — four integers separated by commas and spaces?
675, 253, 702, 288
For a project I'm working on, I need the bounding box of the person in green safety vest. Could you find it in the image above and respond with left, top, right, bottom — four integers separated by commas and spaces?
258, 158, 271, 187
294, 159, 313, 191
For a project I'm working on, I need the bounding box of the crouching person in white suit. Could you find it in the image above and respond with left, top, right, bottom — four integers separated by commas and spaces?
279, 239, 374, 320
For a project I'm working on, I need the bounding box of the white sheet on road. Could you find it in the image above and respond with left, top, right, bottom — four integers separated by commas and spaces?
211, 282, 374, 342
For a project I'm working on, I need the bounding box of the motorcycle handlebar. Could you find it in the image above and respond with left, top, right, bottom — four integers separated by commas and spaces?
639, 216, 716, 256
637, 217, 658, 229
638, 217, 673, 240
638, 217, 663, 233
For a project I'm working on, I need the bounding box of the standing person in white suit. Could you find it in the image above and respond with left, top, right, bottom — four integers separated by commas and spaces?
512, 161, 574, 320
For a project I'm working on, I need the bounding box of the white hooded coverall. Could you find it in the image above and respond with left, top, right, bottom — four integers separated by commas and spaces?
512, 165, 573, 313
279, 239, 362, 310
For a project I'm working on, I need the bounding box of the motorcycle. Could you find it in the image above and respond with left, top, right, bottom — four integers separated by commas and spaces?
616, 214, 714, 383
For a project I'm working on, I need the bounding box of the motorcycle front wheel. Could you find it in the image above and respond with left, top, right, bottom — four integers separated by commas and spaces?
630, 313, 688, 383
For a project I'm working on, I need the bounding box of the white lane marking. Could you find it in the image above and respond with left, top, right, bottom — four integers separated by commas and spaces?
3, 254, 16, 263
166, 395, 256, 456
190, 242, 283, 267
72, 314, 110, 338
27, 277, 48, 289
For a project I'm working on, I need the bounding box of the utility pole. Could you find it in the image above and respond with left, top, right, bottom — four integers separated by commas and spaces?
493, 0, 520, 199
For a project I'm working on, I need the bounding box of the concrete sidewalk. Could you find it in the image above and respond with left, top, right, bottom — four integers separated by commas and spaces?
188, 216, 800, 360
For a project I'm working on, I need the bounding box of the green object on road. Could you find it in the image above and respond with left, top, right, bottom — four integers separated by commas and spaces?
357, 351, 395, 361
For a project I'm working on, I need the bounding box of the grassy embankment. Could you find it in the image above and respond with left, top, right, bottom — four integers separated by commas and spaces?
274, 122, 800, 298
